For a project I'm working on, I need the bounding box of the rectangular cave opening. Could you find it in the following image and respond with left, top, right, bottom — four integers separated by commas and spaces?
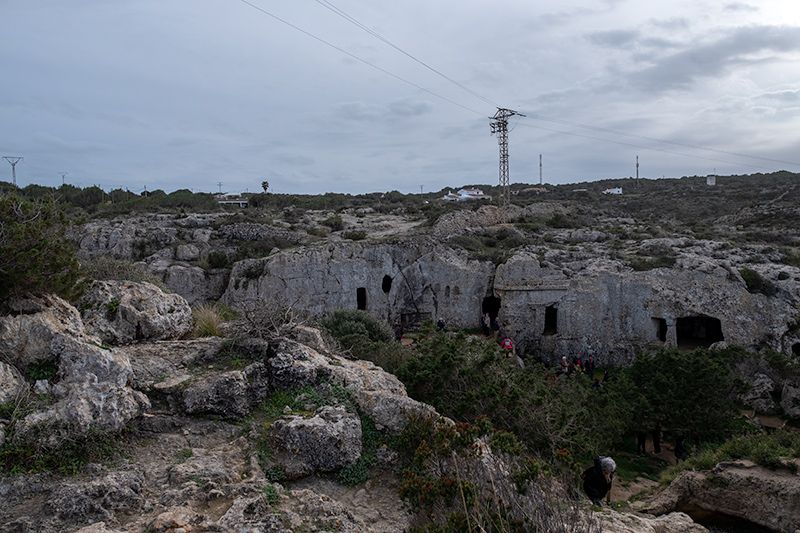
357, 287, 367, 310
543, 305, 558, 336
652, 317, 667, 342
676, 316, 723, 349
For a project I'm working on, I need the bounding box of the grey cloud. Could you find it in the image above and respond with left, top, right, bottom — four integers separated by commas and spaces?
649, 17, 691, 31
274, 153, 315, 166
724, 2, 759, 13
386, 98, 432, 117
587, 30, 640, 48
332, 101, 388, 122
630, 25, 800, 91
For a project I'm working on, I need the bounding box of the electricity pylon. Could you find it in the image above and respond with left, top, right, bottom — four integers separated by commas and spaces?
489, 108, 524, 210
3, 157, 23, 186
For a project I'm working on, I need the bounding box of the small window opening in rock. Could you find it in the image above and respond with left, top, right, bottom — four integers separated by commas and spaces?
357, 287, 367, 310
652, 318, 667, 342
543, 305, 558, 336
382, 275, 392, 294
453, 286, 460, 296
445, 286, 451, 298
482, 296, 501, 319
676, 316, 723, 349
792, 343, 800, 357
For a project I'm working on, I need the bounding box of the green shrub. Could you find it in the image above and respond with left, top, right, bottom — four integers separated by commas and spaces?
342, 229, 367, 241
739, 268, 777, 296
25, 359, 58, 381
323, 214, 344, 231
262, 484, 280, 505
207, 251, 230, 269
0, 195, 85, 302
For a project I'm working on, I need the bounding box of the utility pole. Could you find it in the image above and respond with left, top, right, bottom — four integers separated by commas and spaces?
489, 108, 524, 209
3, 157, 23, 186
217, 182, 223, 195
539, 154, 542, 185
636, 155, 640, 189
59, 172, 68, 185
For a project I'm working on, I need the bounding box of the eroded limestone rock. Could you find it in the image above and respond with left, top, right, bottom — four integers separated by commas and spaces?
270, 406, 362, 480
80, 280, 192, 345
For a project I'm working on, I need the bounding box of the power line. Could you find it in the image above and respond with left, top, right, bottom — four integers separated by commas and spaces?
312, 0, 498, 109
519, 111, 800, 167
516, 121, 783, 172
236, 0, 485, 117
235, 0, 795, 174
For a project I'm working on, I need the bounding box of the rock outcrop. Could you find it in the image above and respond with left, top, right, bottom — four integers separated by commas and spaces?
80, 280, 192, 345
270, 406, 362, 479
643, 460, 800, 533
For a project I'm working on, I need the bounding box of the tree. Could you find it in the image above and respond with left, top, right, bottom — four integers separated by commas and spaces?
0, 195, 85, 302
627, 347, 741, 441
261, 181, 269, 193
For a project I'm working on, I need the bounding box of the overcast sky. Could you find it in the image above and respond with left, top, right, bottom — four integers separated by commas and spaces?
2, 0, 800, 195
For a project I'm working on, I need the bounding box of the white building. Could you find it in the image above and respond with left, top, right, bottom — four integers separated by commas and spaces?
602, 187, 623, 195
442, 188, 492, 201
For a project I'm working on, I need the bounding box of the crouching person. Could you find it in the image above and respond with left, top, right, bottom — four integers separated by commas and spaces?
581, 456, 615, 507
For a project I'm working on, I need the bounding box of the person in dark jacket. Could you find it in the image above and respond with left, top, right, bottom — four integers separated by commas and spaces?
582, 456, 616, 507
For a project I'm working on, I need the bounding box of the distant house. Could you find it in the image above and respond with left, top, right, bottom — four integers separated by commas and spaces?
521, 187, 548, 195
442, 188, 492, 201
602, 187, 623, 195
216, 194, 250, 207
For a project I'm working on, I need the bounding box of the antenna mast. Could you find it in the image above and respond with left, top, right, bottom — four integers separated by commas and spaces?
489, 108, 524, 209
3, 157, 23, 186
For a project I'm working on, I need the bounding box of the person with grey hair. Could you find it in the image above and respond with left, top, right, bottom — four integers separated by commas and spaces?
581, 456, 616, 507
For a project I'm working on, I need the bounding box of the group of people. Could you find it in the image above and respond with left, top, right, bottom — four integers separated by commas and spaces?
636, 429, 689, 461
482, 313, 515, 356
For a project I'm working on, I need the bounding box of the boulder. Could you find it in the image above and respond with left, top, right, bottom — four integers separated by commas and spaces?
780, 380, 800, 419
0, 294, 99, 368
0, 361, 26, 405
643, 460, 800, 533
16, 336, 149, 437
216, 494, 285, 532
602, 511, 708, 533
741, 373, 778, 414
80, 280, 192, 345
168, 453, 240, 486
45, 468, 144, 522
182, 363, 270, 419
270, 406, 362, 479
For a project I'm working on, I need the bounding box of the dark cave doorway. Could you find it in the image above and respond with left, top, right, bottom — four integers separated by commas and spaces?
543, 305, 558, 336
676, 316, 723, 349
482, 296, 501, 320
357, 287, 367, 310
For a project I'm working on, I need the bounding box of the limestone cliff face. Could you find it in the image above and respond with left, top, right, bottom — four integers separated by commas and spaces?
221, 240, 495, 329
496, 251, 797, 365
222, 241, 799, 366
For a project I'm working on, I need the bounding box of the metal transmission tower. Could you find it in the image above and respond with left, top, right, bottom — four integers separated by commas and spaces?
3, 157, 23, 186
489, 108, 524, 209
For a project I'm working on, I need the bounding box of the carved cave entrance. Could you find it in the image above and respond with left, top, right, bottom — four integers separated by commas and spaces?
793, 343, 800, 357
676, 316, 723, 349
652, 318, 667, 342
543, 305, 558, 336
357, 287, 367, 310
382, 275, 392, 294
482, 296, 501, 319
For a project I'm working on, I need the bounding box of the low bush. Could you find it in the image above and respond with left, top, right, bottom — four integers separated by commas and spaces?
192, 303, 238, 337
83, 255, 168, 291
